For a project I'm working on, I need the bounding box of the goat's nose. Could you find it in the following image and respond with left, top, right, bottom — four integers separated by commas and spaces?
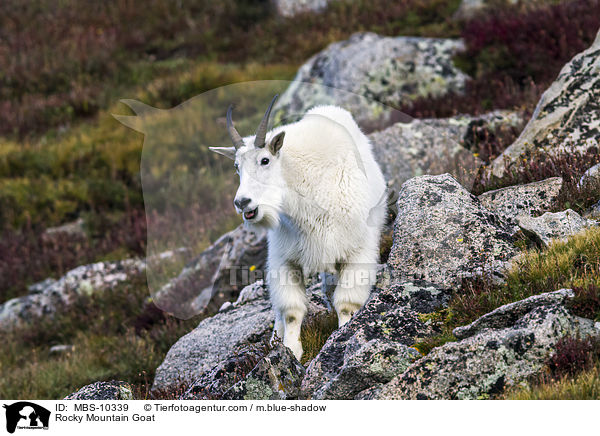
234, 197, 251, 210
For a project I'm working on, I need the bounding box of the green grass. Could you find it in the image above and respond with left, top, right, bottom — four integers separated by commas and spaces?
504, 362, 600, 400
415, 226, 600, 354
300, 312, 339, 365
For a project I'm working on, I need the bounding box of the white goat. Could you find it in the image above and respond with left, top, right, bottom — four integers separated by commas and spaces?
210, 95, 387, 359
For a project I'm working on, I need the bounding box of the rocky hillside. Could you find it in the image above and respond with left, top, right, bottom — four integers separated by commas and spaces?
59, 26, 600, 400
3, 0, 600, 400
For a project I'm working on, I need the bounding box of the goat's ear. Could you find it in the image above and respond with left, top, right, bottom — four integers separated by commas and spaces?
268, 131, 285, 156
209, 146, 236, 160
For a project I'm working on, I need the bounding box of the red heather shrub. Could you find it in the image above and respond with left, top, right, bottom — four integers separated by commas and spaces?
569, 284, 600, 321
547, 336, 600, 379
403, 0, 600, 120
462, 0, 600, 84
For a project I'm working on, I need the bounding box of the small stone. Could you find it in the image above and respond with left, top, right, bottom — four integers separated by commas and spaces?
578, 163, 600, 188
517, 209, 594, 246
49, 344, 75, 354
65, 381, 134, 400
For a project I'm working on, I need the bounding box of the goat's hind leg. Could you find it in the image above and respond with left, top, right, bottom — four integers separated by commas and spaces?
333, 250, 377, 327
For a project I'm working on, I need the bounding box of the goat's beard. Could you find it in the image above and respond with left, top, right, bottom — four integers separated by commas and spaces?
245, 203, 281, 229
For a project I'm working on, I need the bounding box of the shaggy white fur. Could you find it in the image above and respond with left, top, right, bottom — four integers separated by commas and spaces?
211, 104, 386, 360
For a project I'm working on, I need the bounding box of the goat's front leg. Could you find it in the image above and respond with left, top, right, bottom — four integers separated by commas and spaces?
268, 262, 307, 360
333, 248, 377, 327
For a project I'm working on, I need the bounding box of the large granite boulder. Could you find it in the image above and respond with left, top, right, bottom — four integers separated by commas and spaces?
387, 174, 518, 287
372, 289, 600, 399
276, 32, 469, 128
478, 177, 563, 227
299, 281, 432, 400
222, 344, 306, 400
369, 111, 524, 191
153, 224, 267, 318
152, 280, 328, 392
490, 29, 600, 178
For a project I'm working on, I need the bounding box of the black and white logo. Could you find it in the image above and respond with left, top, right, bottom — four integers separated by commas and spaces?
3, 402, 50, 434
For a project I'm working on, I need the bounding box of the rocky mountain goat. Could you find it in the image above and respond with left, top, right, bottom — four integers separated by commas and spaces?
210, 95, 387, 359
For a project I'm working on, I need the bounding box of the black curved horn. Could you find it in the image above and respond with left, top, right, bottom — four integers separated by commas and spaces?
254, 94, 279, 148
226, 105, 245, 149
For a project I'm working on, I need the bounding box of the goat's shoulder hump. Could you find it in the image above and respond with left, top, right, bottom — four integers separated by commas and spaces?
304, 105, 356, 127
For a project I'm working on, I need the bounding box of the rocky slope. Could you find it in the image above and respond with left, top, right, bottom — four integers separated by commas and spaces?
60, 27, 600, 400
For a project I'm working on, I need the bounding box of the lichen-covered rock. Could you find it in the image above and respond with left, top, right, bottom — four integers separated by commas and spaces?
490, 29, 600, 177
453, 289, 574, 340
0, 258, 147, 330
152, 281, 273, 392
374, 289, 599, 399
299, 284, 430, 400
579, 163, 600, 188
152, 280, 327, 392
153, 224, 267, 318
388, 174, 518, 288
271, 0, 331, 17
222, 344, 306, 400
180, 346, 268, 399
65, 381, 134, 400
276, 33, 468, 128
376, 267, 452, 314
369, 111, 524, 191
517, 209, 594, 246
478, 177, 563, 227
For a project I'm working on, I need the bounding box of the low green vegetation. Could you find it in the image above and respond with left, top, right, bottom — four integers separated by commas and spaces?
300, 312, 339, 365
0, 274, 204, 399
417, 226, 600, 354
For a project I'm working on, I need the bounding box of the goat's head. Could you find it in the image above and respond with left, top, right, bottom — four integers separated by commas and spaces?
209, 94, 286, 228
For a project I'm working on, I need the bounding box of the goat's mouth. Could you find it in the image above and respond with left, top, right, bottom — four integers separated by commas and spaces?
244, 207, 258, 220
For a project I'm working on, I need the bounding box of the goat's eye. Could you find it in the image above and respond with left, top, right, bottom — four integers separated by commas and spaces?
261, 157, 270, 166
234, 163, 239, 172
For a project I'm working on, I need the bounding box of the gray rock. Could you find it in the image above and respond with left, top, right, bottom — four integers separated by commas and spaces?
478, 177, 563, 227
586, 200, 600, 219
517, 209, 594, 246
276, 33, 469, 128
49, 344, 75, 354
579, 163, 600, 188
152, 280, 327, 392
374, 289, 599, 399
153, 224, 267, 318
453, 0, 548, 21
65, 381, 134, 400
299, 284, 429, 400
453, 289, 574, 340
180, 344, 269, 399
376, 266, 452, 314
27, 278, 57, 295
490, 29, 600, 178
42, 218, 86, 240
271, 0, 331, 17
0, 259, 146, 330
152, 281, 273, 392
388, 174, 518, 288
369, 111, 524, 191
222, 344, 306, 400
